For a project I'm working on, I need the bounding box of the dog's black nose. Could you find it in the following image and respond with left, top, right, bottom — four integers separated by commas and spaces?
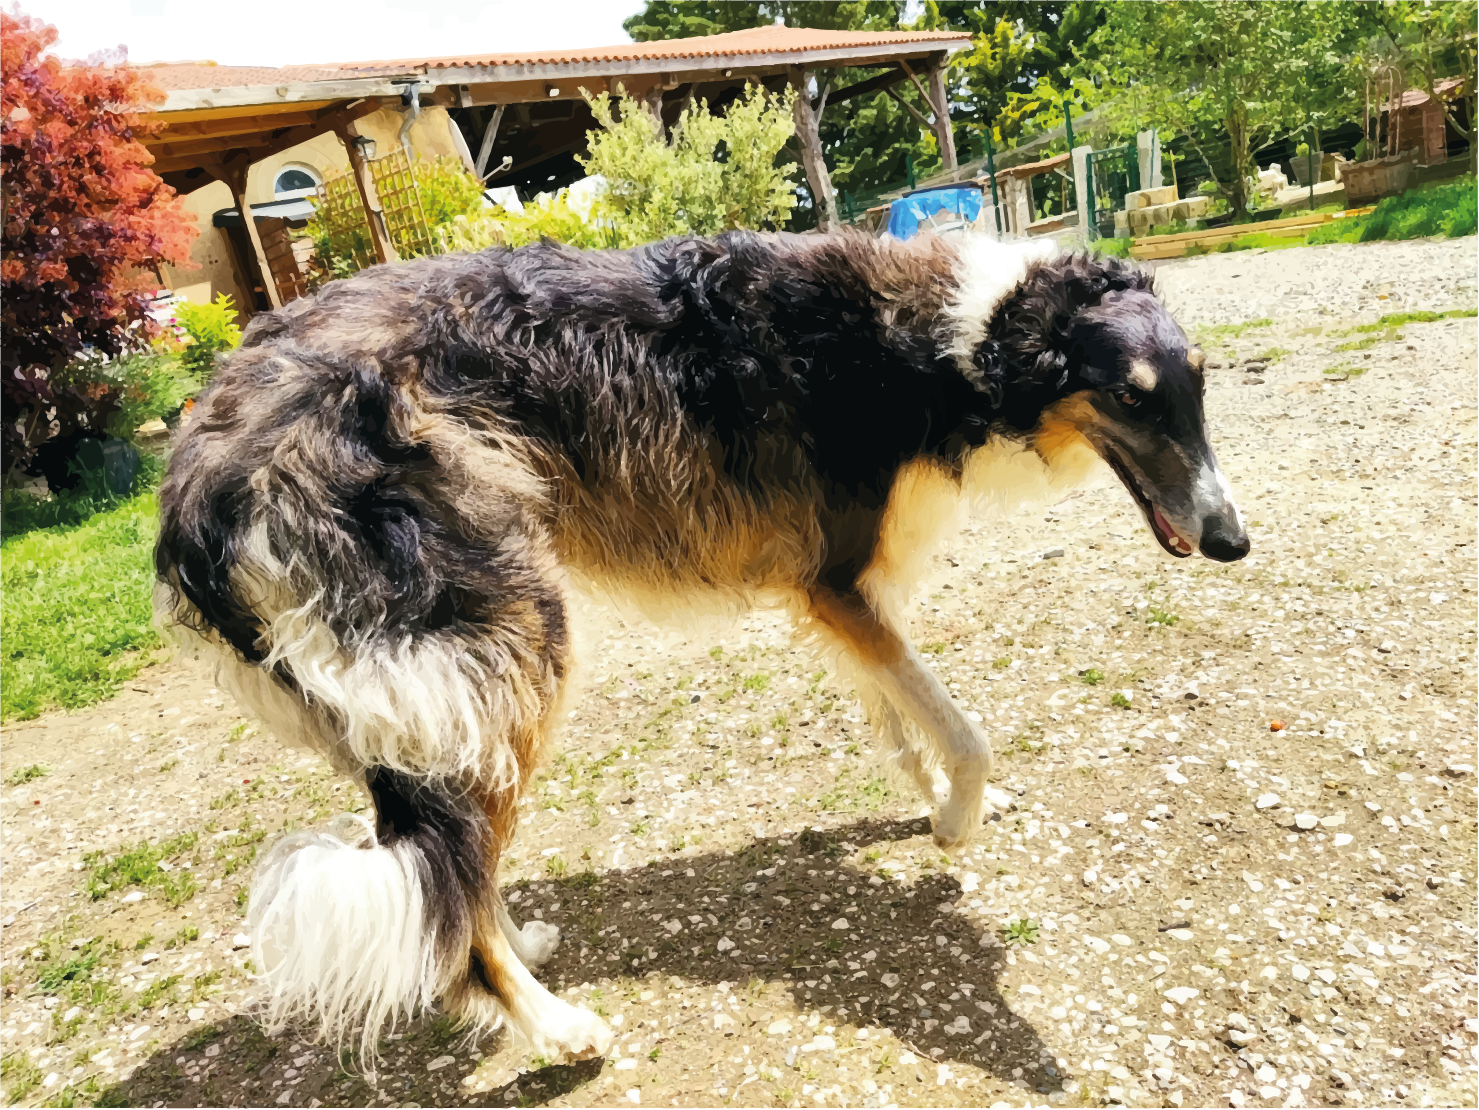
1200, 514, 1250, 562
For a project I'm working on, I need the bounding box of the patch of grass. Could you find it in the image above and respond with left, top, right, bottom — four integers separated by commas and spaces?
135, 973, 181, 1010
992, 656, 1011, 670
84, 832, 199, 904
1, 1052, 42, 1102
0, 475, 164, 720
166, 925, 199, 949
1145, 607, 1180, 627
1323, 364, 1368, 381
1335, 330, 1401, 352
1196, 317, 1274, 342
546, 854, 568, 878
1079, 668, 1105, 685
1001, 918, 1041, 947
741, 672, 771, 692
6, 763, 48, 786
1110, 692, 1132, 709
920, 642, 948, 655
1308, 176, 1477, 245
1258, 347, 1292, 361
1337, 307, 1477, 334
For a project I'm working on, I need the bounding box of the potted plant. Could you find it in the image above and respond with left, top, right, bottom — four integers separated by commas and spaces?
1291, 141, 1328, 187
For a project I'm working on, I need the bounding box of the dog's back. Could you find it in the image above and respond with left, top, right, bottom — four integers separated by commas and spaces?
154, 229, 1136, 1061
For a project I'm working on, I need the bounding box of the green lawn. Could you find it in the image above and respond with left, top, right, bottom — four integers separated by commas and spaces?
1, 486, 163, 720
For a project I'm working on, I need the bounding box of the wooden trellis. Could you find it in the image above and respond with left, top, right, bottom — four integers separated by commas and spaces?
368, 149, 436, 260
314, 171, 377, 274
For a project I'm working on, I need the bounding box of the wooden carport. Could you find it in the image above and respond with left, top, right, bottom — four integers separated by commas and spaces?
137, 26, 971, 313
338, 25, 972, 232
141, 65, 431, 308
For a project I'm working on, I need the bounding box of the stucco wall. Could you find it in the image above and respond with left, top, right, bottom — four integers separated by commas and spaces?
163, 106, 466, 308
158, 179, 252, 311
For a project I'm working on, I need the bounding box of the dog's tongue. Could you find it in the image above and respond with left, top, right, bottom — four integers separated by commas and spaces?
1154, 507, 1194, 554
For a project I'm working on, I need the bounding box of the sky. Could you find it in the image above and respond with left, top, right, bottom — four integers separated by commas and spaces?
30, 0, 640, 67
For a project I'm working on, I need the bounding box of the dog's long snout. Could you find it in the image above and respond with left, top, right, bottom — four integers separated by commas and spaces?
1199, 512, 1250, 562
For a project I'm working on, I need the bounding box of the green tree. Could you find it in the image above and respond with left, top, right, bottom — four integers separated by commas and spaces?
1087, 1, 1373, 219
1368, 0, 1477, 173
579, 85, 798, 244
924, 1, 1105, 148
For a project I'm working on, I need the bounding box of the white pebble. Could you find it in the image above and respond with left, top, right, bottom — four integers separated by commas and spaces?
1255, 794, 1280, 809
1294, 813, 1318, 830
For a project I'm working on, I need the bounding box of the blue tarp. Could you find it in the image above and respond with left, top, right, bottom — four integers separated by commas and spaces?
885, 187, 983, 240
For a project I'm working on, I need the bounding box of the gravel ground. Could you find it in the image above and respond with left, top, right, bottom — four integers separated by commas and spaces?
2, 236, 1475, 1110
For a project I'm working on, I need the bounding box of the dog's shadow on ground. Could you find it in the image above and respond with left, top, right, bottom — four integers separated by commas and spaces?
95, 816, 1060, 1107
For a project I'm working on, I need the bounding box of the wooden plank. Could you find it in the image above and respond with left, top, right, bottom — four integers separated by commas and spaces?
151, 111, 324, 142
1134, 211, 1334, 248
813, 67, 904, 112
155, 99, 339, 125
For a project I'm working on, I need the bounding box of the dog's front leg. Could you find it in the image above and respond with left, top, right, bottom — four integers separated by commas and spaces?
806, 586, 1003, 852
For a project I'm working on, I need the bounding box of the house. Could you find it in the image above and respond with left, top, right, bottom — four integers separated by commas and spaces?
137, 25, 973, 316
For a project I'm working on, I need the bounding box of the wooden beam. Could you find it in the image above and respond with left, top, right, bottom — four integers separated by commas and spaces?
896, 60, 935, 117
204, 156, 282, 310
155, 99, 339, 126
476, 104, 505, 178
149, 99, 389, 170
788, 66, 837, 232
885, 86, 934, 133
151, 111, 324, 142
335, 122, 399, 265
812, 67, 905, 113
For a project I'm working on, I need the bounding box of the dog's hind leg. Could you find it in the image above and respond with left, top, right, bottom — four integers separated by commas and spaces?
446, 783, 611, 1061
857, 685, 950, 806
806, 586, 1006, 852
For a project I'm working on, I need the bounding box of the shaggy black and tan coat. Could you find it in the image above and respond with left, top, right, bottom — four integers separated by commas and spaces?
155, 229, 1248, 1061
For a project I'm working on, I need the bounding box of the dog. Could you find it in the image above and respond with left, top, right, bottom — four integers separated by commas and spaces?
154, 229, 1248, 1064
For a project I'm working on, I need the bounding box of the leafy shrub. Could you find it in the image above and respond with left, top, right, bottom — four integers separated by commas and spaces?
1, 10, 196, 474
174, 294, 241, 381
414, 156, 488, 229
437, 192, 616, 253
105, 353, 198, 439
579, 83, 799, 246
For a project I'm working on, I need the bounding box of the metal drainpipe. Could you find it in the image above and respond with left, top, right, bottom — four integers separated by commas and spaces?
398, 83, 421, 164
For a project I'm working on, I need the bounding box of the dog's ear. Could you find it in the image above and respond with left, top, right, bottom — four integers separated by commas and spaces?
969, 338, 1006, 407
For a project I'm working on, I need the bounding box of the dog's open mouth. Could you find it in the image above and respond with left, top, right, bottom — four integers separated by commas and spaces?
1106, 456, 1196, 559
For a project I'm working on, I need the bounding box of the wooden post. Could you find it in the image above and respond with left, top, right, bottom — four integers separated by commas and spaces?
336, 123, 399, 264
644, 83, 667, 142
926, 58, 957, 172
789, 66, 838, 232
209, 156, 282, 310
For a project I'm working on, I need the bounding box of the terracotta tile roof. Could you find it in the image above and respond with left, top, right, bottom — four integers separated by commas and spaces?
129, 26, 971, 98
137, 62, 408, 92
331, 25, 971, 72
1395, 75, 1465, 109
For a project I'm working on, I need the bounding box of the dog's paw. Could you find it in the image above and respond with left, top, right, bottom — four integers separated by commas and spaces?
519, 920, 561, 968
530, 1001, 613, 1064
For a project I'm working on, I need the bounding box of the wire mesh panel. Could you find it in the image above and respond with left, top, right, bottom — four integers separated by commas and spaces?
1086, 146, 1140, 236
369, 150, 436, 260
314, 171, 376, 276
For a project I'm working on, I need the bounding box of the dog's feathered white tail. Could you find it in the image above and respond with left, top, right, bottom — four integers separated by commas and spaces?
248, 814, 451, 1061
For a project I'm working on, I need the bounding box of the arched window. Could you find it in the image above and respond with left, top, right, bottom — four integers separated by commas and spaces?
273, 165, 321, 200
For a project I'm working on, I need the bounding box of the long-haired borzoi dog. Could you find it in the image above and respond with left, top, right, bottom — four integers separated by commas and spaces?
155, 231, 1249, 1063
